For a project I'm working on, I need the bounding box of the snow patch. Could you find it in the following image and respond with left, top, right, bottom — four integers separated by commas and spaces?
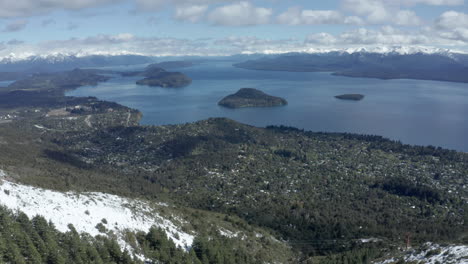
218, 228, 239, 238
0, 174, 194, 252
374, 243, 468, 264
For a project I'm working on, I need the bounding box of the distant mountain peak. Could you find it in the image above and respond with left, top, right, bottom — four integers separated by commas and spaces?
302, 45, 461, 56
0, 53, 153, 72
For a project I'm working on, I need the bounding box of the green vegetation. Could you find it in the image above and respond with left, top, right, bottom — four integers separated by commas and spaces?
335, 94, 365, 101
0, 206, 288, 264
7, 116, 465, 259
136, 71, 192, 88
0, 68, 466, 263
0, 69, 114, 108
122, 64, 192, 88
218, 88, 288, 108
0, 206, 136, 264
5, 69, 110, 93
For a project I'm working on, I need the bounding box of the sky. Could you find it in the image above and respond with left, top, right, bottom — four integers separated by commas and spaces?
0, 0, 467, 58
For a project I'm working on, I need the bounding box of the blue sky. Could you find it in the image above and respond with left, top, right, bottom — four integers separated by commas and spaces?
0, 0, 467, 57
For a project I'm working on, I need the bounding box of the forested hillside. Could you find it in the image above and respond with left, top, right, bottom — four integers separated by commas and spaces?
4, 116, 465, 259
0, 69, 466, 263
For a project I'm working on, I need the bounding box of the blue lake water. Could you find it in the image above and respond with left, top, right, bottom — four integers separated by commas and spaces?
68, 61, 468, 152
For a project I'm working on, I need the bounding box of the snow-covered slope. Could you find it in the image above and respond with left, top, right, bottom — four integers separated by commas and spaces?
374, 243, 468, 264
0, 169, 194, 251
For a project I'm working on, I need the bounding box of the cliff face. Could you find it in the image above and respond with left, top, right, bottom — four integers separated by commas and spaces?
218, 88, 288, 108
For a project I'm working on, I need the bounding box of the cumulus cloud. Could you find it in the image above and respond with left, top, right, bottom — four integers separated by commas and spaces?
3, 20, 28, 32
207, 1, 272, 26
214, 36, 301, 53
342, 0, 423, 25
435, 11, 468, 42
394, 10, 422, 26
16, 33, 223, 57
134, 0, 231, 11
277, 7, 363, 25
303, 22, 468, 48
406, 0, 464, 5
342, 0, 390, 23
435, 11, 468, 29
1, 28, 467, 59
345, 27, 429, 45
0, 0, 120, 18
175, 5, 208, 22
305, 26, 432, 46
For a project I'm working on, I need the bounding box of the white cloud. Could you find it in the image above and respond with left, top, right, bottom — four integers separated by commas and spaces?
214, 36, 335, 54
0, 0, 120, 18
277, 7, 363, 25
134, 0, 232, 11
342, 0, 390, 23
407, 0, 464, 5
3, 33, 222, 57
341, 0, 424, 25
304, 33, 338, 45
3, 20, 28, 32
435, 11, 468, 29
175, 5, 208, 22
1, 28, 468, 59
344, 16, 365, 25
207, 1, 272, 26
342, 27, 430, 45
306, 26, 431, 46
395, 10, 422, 26
435, 11, 468, 42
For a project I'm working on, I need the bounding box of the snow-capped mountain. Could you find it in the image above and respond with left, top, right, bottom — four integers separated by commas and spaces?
0, 53, 154, 72
0, 46, 464, 67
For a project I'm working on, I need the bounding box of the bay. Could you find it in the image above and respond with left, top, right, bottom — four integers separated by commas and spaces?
67, 60, 468, 152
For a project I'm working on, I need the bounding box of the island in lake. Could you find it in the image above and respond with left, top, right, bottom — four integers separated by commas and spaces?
122, 64, 192, 88
218, 88, 288, 108
335, 94, 365, 101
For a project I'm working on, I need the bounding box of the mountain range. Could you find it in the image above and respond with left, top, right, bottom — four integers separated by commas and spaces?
234, 49, 468, 83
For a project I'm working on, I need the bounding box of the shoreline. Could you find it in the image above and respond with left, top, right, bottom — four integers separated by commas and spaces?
62, 72, 467, 154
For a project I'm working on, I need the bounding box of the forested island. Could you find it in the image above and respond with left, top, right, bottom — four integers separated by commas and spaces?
218, 88, 288, 108
335, 94, 365, 101
123, 64, 192, 88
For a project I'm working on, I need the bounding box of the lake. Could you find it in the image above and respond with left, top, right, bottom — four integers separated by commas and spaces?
67, 60, 468, 152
